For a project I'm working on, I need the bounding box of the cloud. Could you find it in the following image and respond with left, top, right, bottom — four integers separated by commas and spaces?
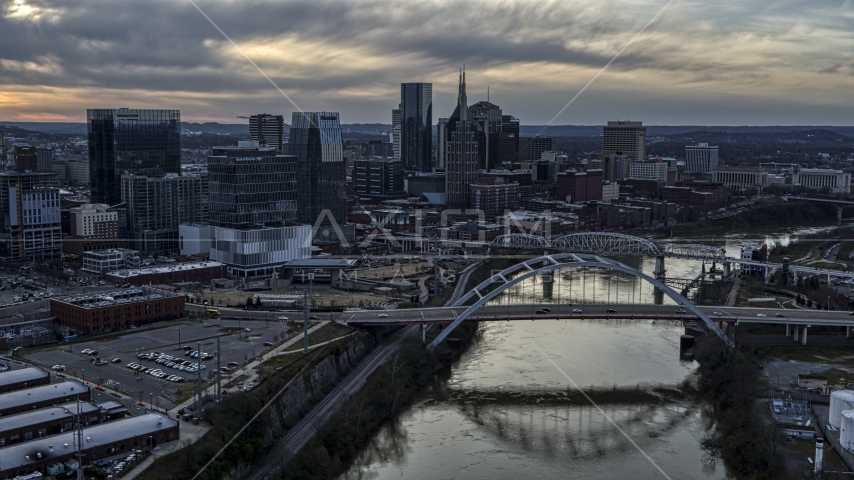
0, 0, 853, 124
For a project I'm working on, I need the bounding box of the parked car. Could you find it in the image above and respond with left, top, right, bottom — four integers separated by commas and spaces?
81, 348, 93, 354
111, 358, 121, 363
228, 361, 239, 367
51, 364, 66, 371
242, 328, 251, 332
263, 341, 273, 347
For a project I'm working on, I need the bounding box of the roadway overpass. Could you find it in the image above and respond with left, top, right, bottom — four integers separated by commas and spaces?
341, 304, 854, 346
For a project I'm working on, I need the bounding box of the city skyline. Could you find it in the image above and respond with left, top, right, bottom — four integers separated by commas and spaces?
1, 1, 853, 125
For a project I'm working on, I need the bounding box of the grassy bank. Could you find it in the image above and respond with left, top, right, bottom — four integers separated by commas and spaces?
660, 201, 838, 238
274, 322, 480, 480
137, 332, 376, 480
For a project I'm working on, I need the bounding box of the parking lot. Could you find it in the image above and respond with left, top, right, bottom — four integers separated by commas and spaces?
23, 318, 293, 409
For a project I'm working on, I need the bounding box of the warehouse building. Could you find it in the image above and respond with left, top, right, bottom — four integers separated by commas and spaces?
0, 413, 179, 478
0, 367, 50, 394
0, 380, 90, 416
50, 287, 185, 334
0, 400, 126, 447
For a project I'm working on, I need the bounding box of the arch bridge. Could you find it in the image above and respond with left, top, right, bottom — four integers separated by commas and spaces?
490, 232, 726, 262
428, 253, 733, 350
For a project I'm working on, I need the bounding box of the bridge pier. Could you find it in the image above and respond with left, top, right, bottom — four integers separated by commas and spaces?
541, 273, 553, 299
794, 326, 799, 342
802, 326, 809, 346
653, 256, 666, 305
786, 324, 791, 337
847, 326, 851, 338
839, 206, 843, 226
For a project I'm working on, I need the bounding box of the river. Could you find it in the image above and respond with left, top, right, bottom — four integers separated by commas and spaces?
337, 223, 837, 480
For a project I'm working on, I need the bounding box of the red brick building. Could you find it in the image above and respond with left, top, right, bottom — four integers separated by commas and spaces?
0, 380, 90, 416
556, 170, 603, 203
50, 287, 185, 334
469, 178, 519, 220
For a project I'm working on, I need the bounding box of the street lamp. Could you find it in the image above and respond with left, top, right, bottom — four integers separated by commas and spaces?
176, 327, 181, 348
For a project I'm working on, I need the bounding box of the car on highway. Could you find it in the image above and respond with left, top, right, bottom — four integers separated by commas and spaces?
228, 361, 239, 367
775, 313, 785, 318
606, 309, 617, 313
309, 315, 319, 320
675, 308, 687, 314
572, 309, 583, 314
541, 307, 551, 313
849, 311, 854, 316
378, 314, 388, 318
713, 311, 722, 316
81, 348, 92, 354
263, 341, 273, 346
278, 316, 289, 321
535, 309, 547, 314
242, 328, 251, 332
757, 314, 767, 317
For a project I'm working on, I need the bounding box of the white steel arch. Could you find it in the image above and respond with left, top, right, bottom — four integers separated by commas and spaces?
428, 254, 733, 350
491, 234, 550, 249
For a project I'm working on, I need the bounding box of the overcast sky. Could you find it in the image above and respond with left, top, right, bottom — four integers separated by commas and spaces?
1, 0, 853, 125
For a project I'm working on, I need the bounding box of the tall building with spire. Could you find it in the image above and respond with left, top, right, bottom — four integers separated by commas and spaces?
445, 68, 481, 208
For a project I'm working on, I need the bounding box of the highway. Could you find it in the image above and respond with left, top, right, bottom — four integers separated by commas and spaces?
341, 303, 854, 328
246, 325, 416, 480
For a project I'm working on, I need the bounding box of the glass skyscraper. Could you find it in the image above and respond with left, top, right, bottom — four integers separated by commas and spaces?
290, 112, 346, 225
400, 83, 433, 172
208, 142, 297, 227
87, 108, 181, 206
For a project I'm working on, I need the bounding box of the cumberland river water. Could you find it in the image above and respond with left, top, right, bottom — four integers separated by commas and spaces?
338, 224, 837, 480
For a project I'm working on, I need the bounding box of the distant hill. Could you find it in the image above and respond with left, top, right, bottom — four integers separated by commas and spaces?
2, 121, 852, 139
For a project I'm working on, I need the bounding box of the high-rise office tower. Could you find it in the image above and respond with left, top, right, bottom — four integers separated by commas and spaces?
121, 172, 207, 253
392, 107, 401, 159
13, 145, 38, 172
0, 171, 61, 260
528, 135, 554, 163
685, 143, 719, 174
290, 112, 346, 225
87, 108, 181, 205
36, 147, 52, 173
445, 69, 481, 208
400, 83, 433, 172
603, 120, 645, 163
249, 114, 285, 153
501, 115, 520, 161
436, 117, 449, 170
208, 141, 297, 227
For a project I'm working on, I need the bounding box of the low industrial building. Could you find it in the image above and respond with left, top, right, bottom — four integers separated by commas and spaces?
81, 248, 141, 274
0, 413, 179, 478
0, 367, 50, 394
0, 380, 90, 416
105, 261, 227, 286
0, 401, 126, 447
50, 287, 185, 334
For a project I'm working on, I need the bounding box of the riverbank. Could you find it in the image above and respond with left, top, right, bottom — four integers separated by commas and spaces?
654, 201, 839, 239
277, 322, 480, 480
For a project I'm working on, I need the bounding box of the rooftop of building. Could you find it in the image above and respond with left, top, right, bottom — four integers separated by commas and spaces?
0, 380, 86, 410
0, 414, 178, 471
52, 287, 179, 309
0, 367, 49, 389
106, 261, 225, 279
798, 168, 846, 174
0, 401, 100, 433
83, 248, 139, 258
281, 259, 357, 269
713, 166, 767, 172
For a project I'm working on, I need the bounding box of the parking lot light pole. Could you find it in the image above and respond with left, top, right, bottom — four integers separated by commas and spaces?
176, 327, 181, 348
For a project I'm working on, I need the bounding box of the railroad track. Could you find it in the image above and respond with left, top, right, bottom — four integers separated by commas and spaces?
245, 325, 417, 480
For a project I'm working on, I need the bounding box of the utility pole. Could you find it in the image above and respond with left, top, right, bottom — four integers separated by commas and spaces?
303, 290, 309, 354
433, 255, 438, 297
76, 394, 84, 480
216, 334, 221, 402
196, 341, 202, 418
